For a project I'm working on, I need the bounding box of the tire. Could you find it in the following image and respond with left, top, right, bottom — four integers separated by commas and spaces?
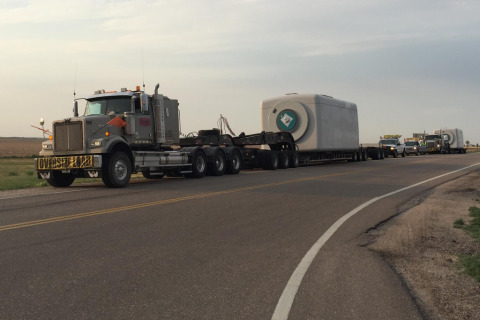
186, 149, 207, 178
402, 149, 406, 157
288, 151, 299, 168
226, 149, 242, 174
362, 150, 368, 161
393, 150, 398, 158
208, 149, 226, 176
380, 149, 385, 160
142, 171, 165, 179
278, 152, 289, 169
102, 152, 132, 188
262, 151, 279, 170
46, 171, 75, 187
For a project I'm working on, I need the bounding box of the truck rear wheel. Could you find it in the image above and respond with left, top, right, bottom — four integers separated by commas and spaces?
102, 152, 132, 188
47, 171, 75, 187
186, 149, 207, 178
278, 152, 289, 169
208, 149, 226, 176
226, 149, 242, 174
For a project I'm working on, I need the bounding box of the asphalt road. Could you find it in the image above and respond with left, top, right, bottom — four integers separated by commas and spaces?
1, 153, 480, 320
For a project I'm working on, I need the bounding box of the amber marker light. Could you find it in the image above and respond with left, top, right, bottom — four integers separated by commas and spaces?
49, 135, 53, 140
105, 131, 110, 136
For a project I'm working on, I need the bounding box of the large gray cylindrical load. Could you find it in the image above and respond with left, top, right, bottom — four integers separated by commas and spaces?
261, 94, 359, 152
433, 128, 463, 149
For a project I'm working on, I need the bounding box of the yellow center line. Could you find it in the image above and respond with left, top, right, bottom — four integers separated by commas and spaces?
0, 168, 373, 232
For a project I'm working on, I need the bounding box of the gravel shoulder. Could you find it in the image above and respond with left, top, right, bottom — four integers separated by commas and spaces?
367, 171, 480, 320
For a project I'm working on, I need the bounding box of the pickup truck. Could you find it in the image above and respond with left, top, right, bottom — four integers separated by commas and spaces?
404, 140, 426, 155
379, 137, 406, 158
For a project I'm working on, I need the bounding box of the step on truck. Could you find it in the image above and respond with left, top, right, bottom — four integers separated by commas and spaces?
35, 84, 299, 188
260, 93, 385, 163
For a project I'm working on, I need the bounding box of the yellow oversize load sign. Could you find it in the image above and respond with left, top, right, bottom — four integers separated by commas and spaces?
37, 155, 94, 170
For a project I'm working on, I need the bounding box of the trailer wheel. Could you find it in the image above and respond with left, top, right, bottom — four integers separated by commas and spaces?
361, 150, 368, 161
226, 149, 242, 174
186, 150, 207, 178
102, 152, 132, 188
46, 171, 75, 187
262, 151, 279, 170
288, 151, 299, 168
278, 152, 289, 169
208, 149, 226, 176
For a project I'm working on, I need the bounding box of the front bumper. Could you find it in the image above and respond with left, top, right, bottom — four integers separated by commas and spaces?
36, 155, 102, 171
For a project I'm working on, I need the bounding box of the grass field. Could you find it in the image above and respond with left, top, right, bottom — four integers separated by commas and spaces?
0, 158, 47, 190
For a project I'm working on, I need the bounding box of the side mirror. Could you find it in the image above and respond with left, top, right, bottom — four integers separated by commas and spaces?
73, 101, 79, 117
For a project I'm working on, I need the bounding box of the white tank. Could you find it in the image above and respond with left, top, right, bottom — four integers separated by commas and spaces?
261, 94, 359, 152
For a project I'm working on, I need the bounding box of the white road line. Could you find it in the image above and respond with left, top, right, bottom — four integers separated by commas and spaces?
271, 162, 480, 320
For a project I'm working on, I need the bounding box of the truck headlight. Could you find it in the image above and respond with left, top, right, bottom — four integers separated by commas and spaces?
42, 143, 52, 150
390, 147, 395, 150
89, 140, 102, 147
413, 147, 417, 150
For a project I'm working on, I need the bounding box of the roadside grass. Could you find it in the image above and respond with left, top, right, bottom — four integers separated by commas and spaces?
454, 206, 480, 281
0, 158, 48, 190
0, 157, 144, 191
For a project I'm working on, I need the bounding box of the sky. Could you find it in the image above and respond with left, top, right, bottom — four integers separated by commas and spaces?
1, 0, 479, 144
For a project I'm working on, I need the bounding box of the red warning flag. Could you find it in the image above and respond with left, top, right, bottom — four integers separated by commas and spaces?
107, 116, 127, 128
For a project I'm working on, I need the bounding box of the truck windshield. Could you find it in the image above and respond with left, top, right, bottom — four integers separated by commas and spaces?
84, 97, 131, 116
405, 141, 417, 146
425, 135, 440, 140
379, 139, 397, 144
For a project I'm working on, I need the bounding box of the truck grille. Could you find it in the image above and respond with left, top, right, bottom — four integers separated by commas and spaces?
426, 141, 435, 148
54, 121, 83, 152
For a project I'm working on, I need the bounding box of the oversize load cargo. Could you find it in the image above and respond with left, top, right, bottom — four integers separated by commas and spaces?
261, 94, 359, 152
433, 128, 464, 149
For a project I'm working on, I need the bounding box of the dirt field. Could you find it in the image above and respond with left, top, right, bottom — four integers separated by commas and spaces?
368, 171, 480, 320
0, 137, 44, 157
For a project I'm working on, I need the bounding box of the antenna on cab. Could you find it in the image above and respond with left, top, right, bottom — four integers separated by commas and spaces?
142, 49, 145, 91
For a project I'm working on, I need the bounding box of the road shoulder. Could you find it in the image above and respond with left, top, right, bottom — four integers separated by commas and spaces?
367, 171, 480, 319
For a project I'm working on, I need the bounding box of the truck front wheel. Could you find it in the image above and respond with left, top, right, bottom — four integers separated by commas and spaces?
47, 171, 75, 187
102, 152, 132, 188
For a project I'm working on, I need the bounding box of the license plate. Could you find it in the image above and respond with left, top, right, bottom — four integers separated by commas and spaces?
37, 155, 95, 170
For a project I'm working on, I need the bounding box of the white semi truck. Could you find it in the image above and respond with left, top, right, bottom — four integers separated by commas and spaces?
261, 93, 384, 162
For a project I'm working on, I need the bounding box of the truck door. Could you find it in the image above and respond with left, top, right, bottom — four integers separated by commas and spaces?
134, 95, 154, 143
